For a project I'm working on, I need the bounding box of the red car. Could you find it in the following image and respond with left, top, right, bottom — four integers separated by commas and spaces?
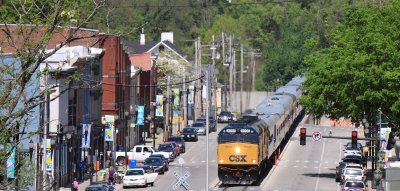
164, 141, 180, 155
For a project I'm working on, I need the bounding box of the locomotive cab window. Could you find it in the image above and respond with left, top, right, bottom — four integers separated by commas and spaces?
218, 128, 259, 144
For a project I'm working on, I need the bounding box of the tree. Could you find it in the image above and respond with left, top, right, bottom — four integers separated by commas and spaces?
301, 1, 400, 131
0, 0, 106, 190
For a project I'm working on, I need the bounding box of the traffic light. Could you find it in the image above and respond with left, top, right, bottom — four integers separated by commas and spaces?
387, 132, 396, 150
300, 128, 306, 145
351, 131, 357, 149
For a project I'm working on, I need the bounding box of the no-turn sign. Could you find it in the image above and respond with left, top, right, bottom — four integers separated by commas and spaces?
312, 132, 322, 141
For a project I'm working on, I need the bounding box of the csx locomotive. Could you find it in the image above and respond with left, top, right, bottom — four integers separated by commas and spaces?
217, 76, 305, 185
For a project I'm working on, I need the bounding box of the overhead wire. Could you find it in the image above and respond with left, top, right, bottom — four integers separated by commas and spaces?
82, 75, 205, 87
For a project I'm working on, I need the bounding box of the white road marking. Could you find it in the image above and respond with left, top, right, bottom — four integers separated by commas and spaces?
304, 160, 310, 163
315, 138, 326, 191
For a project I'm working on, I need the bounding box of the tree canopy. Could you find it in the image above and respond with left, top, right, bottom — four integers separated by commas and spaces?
301, 0, 400, 130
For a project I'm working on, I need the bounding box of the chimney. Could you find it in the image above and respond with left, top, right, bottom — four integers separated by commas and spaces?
140, 28, 145, 45
161, 32, 173, 44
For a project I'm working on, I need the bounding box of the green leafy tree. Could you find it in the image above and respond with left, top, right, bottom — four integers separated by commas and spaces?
0, 0, 107, 190
301, 1, 400, 130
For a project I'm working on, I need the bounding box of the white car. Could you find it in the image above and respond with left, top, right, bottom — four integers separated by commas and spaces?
122, 168, 158, 189
341, 180, 366, 191
341, 168, 365, 184
343, 146, 362, 157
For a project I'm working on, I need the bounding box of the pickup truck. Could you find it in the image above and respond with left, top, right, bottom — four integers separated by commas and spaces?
115, 145, 171, 165
122, 167, 158, 188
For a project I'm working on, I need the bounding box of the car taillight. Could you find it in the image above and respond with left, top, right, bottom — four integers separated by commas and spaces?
344, 151, 347, 154
363, 170, 366, 174
342, 175, 345, 180
364, 189, 366, 191
357, 152, 361, 154
342, 188, 345, 191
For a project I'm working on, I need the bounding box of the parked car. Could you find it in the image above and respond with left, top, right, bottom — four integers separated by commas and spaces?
196, 116, 217, 132
181, 127, 198, 142
217, 111, 235, 123
167, 136, 186, 153
157, 143, 176, 161
341, 180, 366, 191
122, 168, 157, 189
191, 122, 207, 135
164, 141, 180, 155
85, 185, 109, 191
115, 145, 171, 165
150, 154, 170, 168
144, 157, 168, 174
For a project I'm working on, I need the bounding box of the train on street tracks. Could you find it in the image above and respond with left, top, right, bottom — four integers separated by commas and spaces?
217, 76, 306, 185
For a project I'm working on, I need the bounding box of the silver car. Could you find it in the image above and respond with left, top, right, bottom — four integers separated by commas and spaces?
341, 168, 365, 184
191, 122, 206, 135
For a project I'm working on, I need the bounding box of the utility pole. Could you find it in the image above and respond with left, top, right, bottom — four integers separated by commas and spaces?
222, 32, 227, 111
42, 62, 48, 190
183, 67, 187, 129
229, 35, 233, 112
212, 35, 217, 119
251, 52, 256, 92
194, 41, 198, 122
198, 37, 203, 117
205, 64, 210, 191
240, 44, 244, 114
165, 76, 170, 142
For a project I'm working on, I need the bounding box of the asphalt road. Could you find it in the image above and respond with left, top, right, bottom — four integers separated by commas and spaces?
122, 122, 226, 191
259, 121, 362, 191
122, 118, 362, 191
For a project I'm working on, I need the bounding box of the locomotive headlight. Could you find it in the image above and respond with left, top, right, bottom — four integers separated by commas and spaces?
220, 159, 224, 163
252, 160, 256, 163
236, 147, 240, 154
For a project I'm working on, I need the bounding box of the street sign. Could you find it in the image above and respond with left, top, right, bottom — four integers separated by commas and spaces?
312, 131, 322, 141
178, 158, 185, 165
172, 171, 191, 190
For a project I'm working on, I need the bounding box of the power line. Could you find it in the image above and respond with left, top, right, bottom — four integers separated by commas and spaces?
82, 75, 204, 87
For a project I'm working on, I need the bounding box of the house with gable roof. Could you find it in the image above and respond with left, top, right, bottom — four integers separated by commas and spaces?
124, 31, 193, 141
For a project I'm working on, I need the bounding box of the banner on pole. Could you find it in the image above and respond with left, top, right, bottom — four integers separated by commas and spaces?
173, 88, 180, 106
82, 124, 91, 148
46, 139, 52, 170
104, 115, 114, 141
6, 147, 15, 178
188, 85, 194, 104
156, 95, 164, 117
137, 106, 144, 125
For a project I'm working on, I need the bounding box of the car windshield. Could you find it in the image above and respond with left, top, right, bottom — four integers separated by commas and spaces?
197, 118, 206, 121
183, 128, 195, 133
151, 147, 159, 152
168, 137, 182, 142
346, 143, 363, 149
159, 144, 173, 151
85, 187, 102, 191
345, 169, 362, 175
192, 123, 205, 127
126, 170, 144, 176
220, 112, 231, 115
345, 182, 364, 188
346, 147, 361, 151
145, 158, 162, 163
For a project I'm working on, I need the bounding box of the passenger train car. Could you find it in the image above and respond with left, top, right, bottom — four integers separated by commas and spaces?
217, 76, 306, 185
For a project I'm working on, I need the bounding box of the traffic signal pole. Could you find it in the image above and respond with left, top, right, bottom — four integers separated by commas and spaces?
304, 134, 381, 141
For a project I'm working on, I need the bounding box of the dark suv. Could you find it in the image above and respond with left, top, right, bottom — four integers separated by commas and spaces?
168, 136, 185, 153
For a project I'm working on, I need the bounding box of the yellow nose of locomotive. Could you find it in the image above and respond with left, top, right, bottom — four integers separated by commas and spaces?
218, 143, 258, 164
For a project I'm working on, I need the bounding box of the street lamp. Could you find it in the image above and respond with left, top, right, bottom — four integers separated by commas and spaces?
374, 169, 384, 190
29, 140, 34, 162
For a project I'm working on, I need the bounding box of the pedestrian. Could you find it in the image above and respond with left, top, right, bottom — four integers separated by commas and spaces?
177, 130, 181, 136
72, 178, 79, 191
108, 167, 115, 184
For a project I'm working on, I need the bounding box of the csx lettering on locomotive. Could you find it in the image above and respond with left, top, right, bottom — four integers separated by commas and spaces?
229, 155, 247, 162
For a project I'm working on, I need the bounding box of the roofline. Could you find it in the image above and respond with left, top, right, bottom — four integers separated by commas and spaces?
148, 41, 190, 63
0, 24, 100, 32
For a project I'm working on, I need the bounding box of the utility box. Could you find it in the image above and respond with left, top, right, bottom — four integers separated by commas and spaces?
384, 168, 400, 191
